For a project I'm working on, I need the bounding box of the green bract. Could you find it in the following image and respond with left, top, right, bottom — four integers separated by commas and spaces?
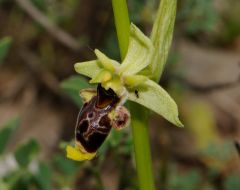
150, 0, 177, 81
74, 23, 183, 127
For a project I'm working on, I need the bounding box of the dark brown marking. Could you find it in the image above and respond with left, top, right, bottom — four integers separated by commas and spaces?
88, 112, 94, 118
83, 102, 88, 108
78, 120, 89, 133
77, 130, 108, 153
97, 84, 119, 109
117, 120, 124, 126
75, 84, 122, 153
99, 115, 111, 128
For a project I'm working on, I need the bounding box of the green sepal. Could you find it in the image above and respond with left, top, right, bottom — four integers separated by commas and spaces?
74, 60, 102, 78
128, 79, 183, 127
119, 24, 154, 76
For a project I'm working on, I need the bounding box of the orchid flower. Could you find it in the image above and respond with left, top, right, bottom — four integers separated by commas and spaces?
67, 23, 183, 161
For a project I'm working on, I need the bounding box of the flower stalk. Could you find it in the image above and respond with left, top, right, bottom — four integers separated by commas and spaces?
111, 0, 155, 190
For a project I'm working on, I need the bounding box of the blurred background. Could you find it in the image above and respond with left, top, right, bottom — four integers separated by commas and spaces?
0, 0, 240, 189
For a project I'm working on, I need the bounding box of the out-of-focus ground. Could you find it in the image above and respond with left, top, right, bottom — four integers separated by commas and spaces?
0, 0, 240, 190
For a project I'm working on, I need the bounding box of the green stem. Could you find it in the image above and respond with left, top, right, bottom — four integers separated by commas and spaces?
112, 0, 130, 59
130, 103, 156, 190
111, 1, 155, 190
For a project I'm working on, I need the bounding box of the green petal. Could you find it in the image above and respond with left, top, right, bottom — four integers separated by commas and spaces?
74, 60, 102, 78
119, 24, 154, 75
90, 69, 112, 84
102, 77, 123, 95
94, 49, 120, 72
128, 79, 183, 127
124, 75, 148, 88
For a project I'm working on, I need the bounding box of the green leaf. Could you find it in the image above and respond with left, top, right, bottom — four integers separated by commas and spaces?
74, 60, 102, 78
150, 0, 177, 81
0, 37, 12, 65
53, 154, 79, 176
169, 168, 202, 190
0, 117, 20, 154
60, 76, 91, 107
119, 24, 154, 76
224, 173, 240, 190
7, 169, 39, 190
34, 162, 52, 190
14, 139, 40, 167
128, 79, 183, 127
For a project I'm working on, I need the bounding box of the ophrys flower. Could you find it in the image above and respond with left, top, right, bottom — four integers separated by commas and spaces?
67, 23, 183, 161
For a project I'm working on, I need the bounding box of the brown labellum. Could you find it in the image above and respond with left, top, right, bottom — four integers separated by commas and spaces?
75, 85, 130, 154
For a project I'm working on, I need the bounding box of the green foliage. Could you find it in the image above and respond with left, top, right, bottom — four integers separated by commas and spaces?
223, 19, 240, 44
201, 141, 235, 162
128, 0, 146, 23
224, 173, 240, 190
0, 117, 20, 154
53, 154, 79, 176
61, 76, 92, 107
4, 166, 51, 190
0, 118, 54, 190
98, 129, 133, 159
178, 0, 218, 35
14, 139, 40, 168
169, 168, 202, 190
217, 0, 240, 45
0, 37, 12, 65
0, 179, 8, 190
7, 170, 35, 190
0, 137, 78, 190
34, 162, 52, 190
